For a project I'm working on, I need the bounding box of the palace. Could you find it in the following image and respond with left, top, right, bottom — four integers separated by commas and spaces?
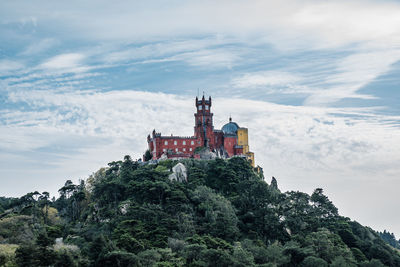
146, 96, 255, 166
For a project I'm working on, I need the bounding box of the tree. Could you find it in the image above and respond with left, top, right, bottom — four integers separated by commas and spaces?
0, 254, 6, 266
39, 191, 50, 224
144, 150, 152, 161
54, 249, 79, 267
36, 231, 56, 266
270, 176, 278, 190
310, 188, 338, 218
15, 244, 40, 267
301, 256, 328, 267
191, 186, 239, 241
59, 180, 77, 199
231, 242, 255, 267
10, 156, 399, 266
359, 259, 386, 267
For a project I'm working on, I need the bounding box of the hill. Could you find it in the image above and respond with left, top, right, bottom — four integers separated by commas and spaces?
0, 156, 400, 266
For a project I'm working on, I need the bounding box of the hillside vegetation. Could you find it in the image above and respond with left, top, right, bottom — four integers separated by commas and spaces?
1, 156, 400, 266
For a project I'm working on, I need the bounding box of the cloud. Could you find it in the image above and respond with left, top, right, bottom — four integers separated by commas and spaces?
170, 49, 240, 68
3, 89, 400, 181
2, 0, 400, 105
102, 38, 222, 64
231, 71, 302, 88
289, 1, 400, 49
20, 38, 58, 55
100, 38, 240, 69
0, 60, 24, 76
39, 53, 89, 73
304, 49, 400, 105
2, 0, 400, 48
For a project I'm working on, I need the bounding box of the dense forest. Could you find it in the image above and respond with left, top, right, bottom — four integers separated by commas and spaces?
1, 156, 400, 266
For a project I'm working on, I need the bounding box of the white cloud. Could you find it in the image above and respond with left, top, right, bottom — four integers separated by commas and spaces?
39, 53, 89, 73
100, 38, 240, 69
232, 71, 302, 88
174, 49, 240, 68
3, 0, 400, 49
2, 89, 400, 183
102, 38, 224, 64
305, 49, 400, 105
0, 60, 24, 76
2, 0, 400, 104
289, 1, 400, 49
20, 38, 58, 55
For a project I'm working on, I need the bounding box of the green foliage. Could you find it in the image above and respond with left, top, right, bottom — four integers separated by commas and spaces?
15, 244, 40, 267
300, 256, 328, 267
144, 150, 153, 161
379, 230, 400, 249
0, 215, 35, 244
0, 244, 18, 267
194, 146, 207, 154
359, 259, 386, 267
191, 186, 239, 241
0, 197, 18, 211
2, 155, 400, 266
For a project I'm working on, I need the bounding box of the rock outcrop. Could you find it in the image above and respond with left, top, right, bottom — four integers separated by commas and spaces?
168, 163, 187, 182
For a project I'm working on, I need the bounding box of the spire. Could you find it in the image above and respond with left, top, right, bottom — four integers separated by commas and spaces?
229, 116, 232, 122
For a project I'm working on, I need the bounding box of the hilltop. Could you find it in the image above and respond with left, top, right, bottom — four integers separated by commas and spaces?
0, 156, 399, 266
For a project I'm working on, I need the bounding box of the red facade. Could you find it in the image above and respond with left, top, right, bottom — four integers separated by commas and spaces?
146, 96, 244, 160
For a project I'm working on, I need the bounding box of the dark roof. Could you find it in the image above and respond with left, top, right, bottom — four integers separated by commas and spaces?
221, 121, 239, 135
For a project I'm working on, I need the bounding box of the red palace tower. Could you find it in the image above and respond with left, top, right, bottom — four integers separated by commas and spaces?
146, 95, 255, 166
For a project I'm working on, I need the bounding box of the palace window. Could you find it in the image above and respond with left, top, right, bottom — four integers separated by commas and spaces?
205, 105, 209, 110
199, 105, 202, 110
191, 141, 194, 145
175, 148, 178, 152
183, 148, 186, 152
174, 141, 177, 145
183, 141, 186, 145
164, 141, 168, 145
189, 148, 192, 151
163, 148, 166, 152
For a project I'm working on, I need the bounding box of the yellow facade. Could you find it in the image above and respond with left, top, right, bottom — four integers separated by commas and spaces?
247, 152, 255, 167
237, 128, 255, 167
237, 128, 248, 151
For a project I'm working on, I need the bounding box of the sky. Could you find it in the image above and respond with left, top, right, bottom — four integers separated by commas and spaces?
1, 0, 400, 236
